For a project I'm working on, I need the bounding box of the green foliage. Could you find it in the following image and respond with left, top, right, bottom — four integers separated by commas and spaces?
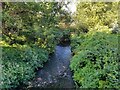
35, 27, 69, 53
1, 46, 48, 89
1, 1, 119, 89
70, 30, 119, 88
71, 33, 85, 52
74, 2, 118, 30
1, 2, 72, 89
2, 2, 72, 53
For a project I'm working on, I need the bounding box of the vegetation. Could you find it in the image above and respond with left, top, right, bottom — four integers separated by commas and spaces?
1, 1, 119, 89
70, 30, 119, 88
1, 45, 48, 88
70, 2, 119, 89
1, 2, 71, 89
73, 2, 118, 30
2, 2, 71, 52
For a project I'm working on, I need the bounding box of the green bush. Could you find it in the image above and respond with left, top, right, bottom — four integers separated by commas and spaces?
71, 33, 85, 52
35, 27, 65, 53
70, 30, 119, 88
1, 46, 48, 89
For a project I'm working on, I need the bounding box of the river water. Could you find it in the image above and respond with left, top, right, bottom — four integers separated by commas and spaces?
28, 45, 74, 89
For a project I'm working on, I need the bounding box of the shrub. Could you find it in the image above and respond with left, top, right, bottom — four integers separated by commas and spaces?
71, 33, 85, 53
1, 46, 48, 89
70, 30, 119, 88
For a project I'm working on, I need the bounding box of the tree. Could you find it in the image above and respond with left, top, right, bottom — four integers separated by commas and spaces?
2, 2, 72, 52
73, 2, 118, 31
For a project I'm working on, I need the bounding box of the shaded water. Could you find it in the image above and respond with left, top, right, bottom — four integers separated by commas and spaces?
28, 45, 74, 88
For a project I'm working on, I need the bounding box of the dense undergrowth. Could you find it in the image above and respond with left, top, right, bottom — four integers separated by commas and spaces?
1, 45, 48, 89
70, 30, 119, 88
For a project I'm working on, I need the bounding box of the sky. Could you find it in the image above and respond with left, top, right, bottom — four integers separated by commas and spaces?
66, 1, 77, 14
63, 0, 77, 14
34, 0, 77, 14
